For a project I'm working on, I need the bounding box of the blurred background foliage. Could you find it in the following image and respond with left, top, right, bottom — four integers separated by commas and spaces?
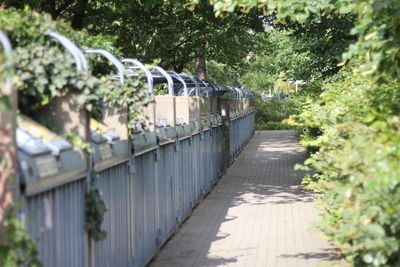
197, 0, 400, 265
2, 0, 400, 265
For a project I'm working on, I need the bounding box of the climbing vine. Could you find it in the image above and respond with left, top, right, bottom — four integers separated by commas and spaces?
0, 9, 102, 119
0, 207, 43, 267
0, 45, 42, 266
84, 171, 108, 242
0, 53, 12, 111
0, 8, 151, 252
65, 132, 108, 242
1, 8, 151, 131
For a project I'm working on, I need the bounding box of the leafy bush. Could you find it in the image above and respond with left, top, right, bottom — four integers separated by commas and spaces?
289, 63, 400, 266
0, 207, 42, 267
254, 97, 298, 130
191, 0, 400, 264
254, 86, 323, 131
0, 8, 151, 264
0, 8, 150, 131
255, 121, 295, 130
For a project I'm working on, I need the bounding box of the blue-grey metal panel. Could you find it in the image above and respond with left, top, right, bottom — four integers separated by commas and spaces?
191, 133, 202, 205
217, 126, 222, 177
154, 146, 167, 245
142, 151, 157, 263
229, 120, 234, 162
131, 155, 145, 267
201, 130, 207, 193
26, 177, 87, 267
188, 136, 195, 208
236, 117, 240, 156
154, 146, 171, 246
211, 127, 218, 184
205, 129, 210, 188
199, 131, 206, 196
177, 138, 192, 220
169, 142, 177, 231
238, 116, 243, 152
130, 151, 158, 267
156, 144, 177, 240
219, 125, 225, 175
94, 162, 130, 267
204, 129, 213, 190
172, 141, 181, 225
199, 129, 209, 196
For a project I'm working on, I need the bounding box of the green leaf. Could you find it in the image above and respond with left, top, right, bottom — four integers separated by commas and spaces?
363, 253, 374, 264
0, 95, 12, 110
363, 224, 386, 237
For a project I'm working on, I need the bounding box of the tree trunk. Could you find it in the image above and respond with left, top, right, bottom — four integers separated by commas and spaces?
195, 49, 206, 80
71, 0, 88, 29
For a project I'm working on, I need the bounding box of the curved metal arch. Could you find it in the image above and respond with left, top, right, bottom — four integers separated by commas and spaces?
243, 88, 254, 98
194, 78, 211, 97
214, 84, 230, 98
122, 58, 154, 94
180, 73, 200, 96
204, 80, 217, 98
167, 71, 188, 96
225, 86, 237, 98
48, 32, 88, 71
0, 31, 12, 54
199, 80, 210, 97
83, 49, 125, 85
233, 87, 243, 98
148, 66, 174, 96
0, 31, 13, 87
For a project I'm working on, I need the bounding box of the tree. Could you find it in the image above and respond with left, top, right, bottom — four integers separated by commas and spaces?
238, 14, 354, 94
193, 0, 400, 83
85, 0, 265, 75
196, 1, 400, 266
1, 0, 86, 24
2, 0, 265, 76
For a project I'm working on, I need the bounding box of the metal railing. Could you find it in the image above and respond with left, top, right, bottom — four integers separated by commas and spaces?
4, 31, 256, 267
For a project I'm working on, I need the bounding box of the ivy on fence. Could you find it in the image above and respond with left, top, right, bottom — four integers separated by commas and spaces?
0, 44, 42, 267
0, 8, 152, 262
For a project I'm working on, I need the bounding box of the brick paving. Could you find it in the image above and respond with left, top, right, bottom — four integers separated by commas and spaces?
149, 131, 337, 267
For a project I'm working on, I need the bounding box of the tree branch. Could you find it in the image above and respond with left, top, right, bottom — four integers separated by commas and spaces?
54, 0, 76, 18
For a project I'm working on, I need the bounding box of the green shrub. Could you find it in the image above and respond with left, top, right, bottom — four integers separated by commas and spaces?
0, 8, 150, 264
255, 97, 298, 130
255, 121, 296, 130
290, 62, 400, 266
0, 8, 150, 131
254, 85, 322, 131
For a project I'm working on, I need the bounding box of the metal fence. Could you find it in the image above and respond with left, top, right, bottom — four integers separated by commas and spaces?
229, 109, 255, 162
20, 106, 254, 267
9, 31, 256, 267
94, 162, 131, 267
26, 177, 88, 267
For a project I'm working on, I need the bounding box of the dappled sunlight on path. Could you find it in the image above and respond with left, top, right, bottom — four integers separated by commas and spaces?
150, 131, 337, 267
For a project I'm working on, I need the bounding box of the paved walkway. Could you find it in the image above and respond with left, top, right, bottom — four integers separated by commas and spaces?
150, 131, 336, 267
